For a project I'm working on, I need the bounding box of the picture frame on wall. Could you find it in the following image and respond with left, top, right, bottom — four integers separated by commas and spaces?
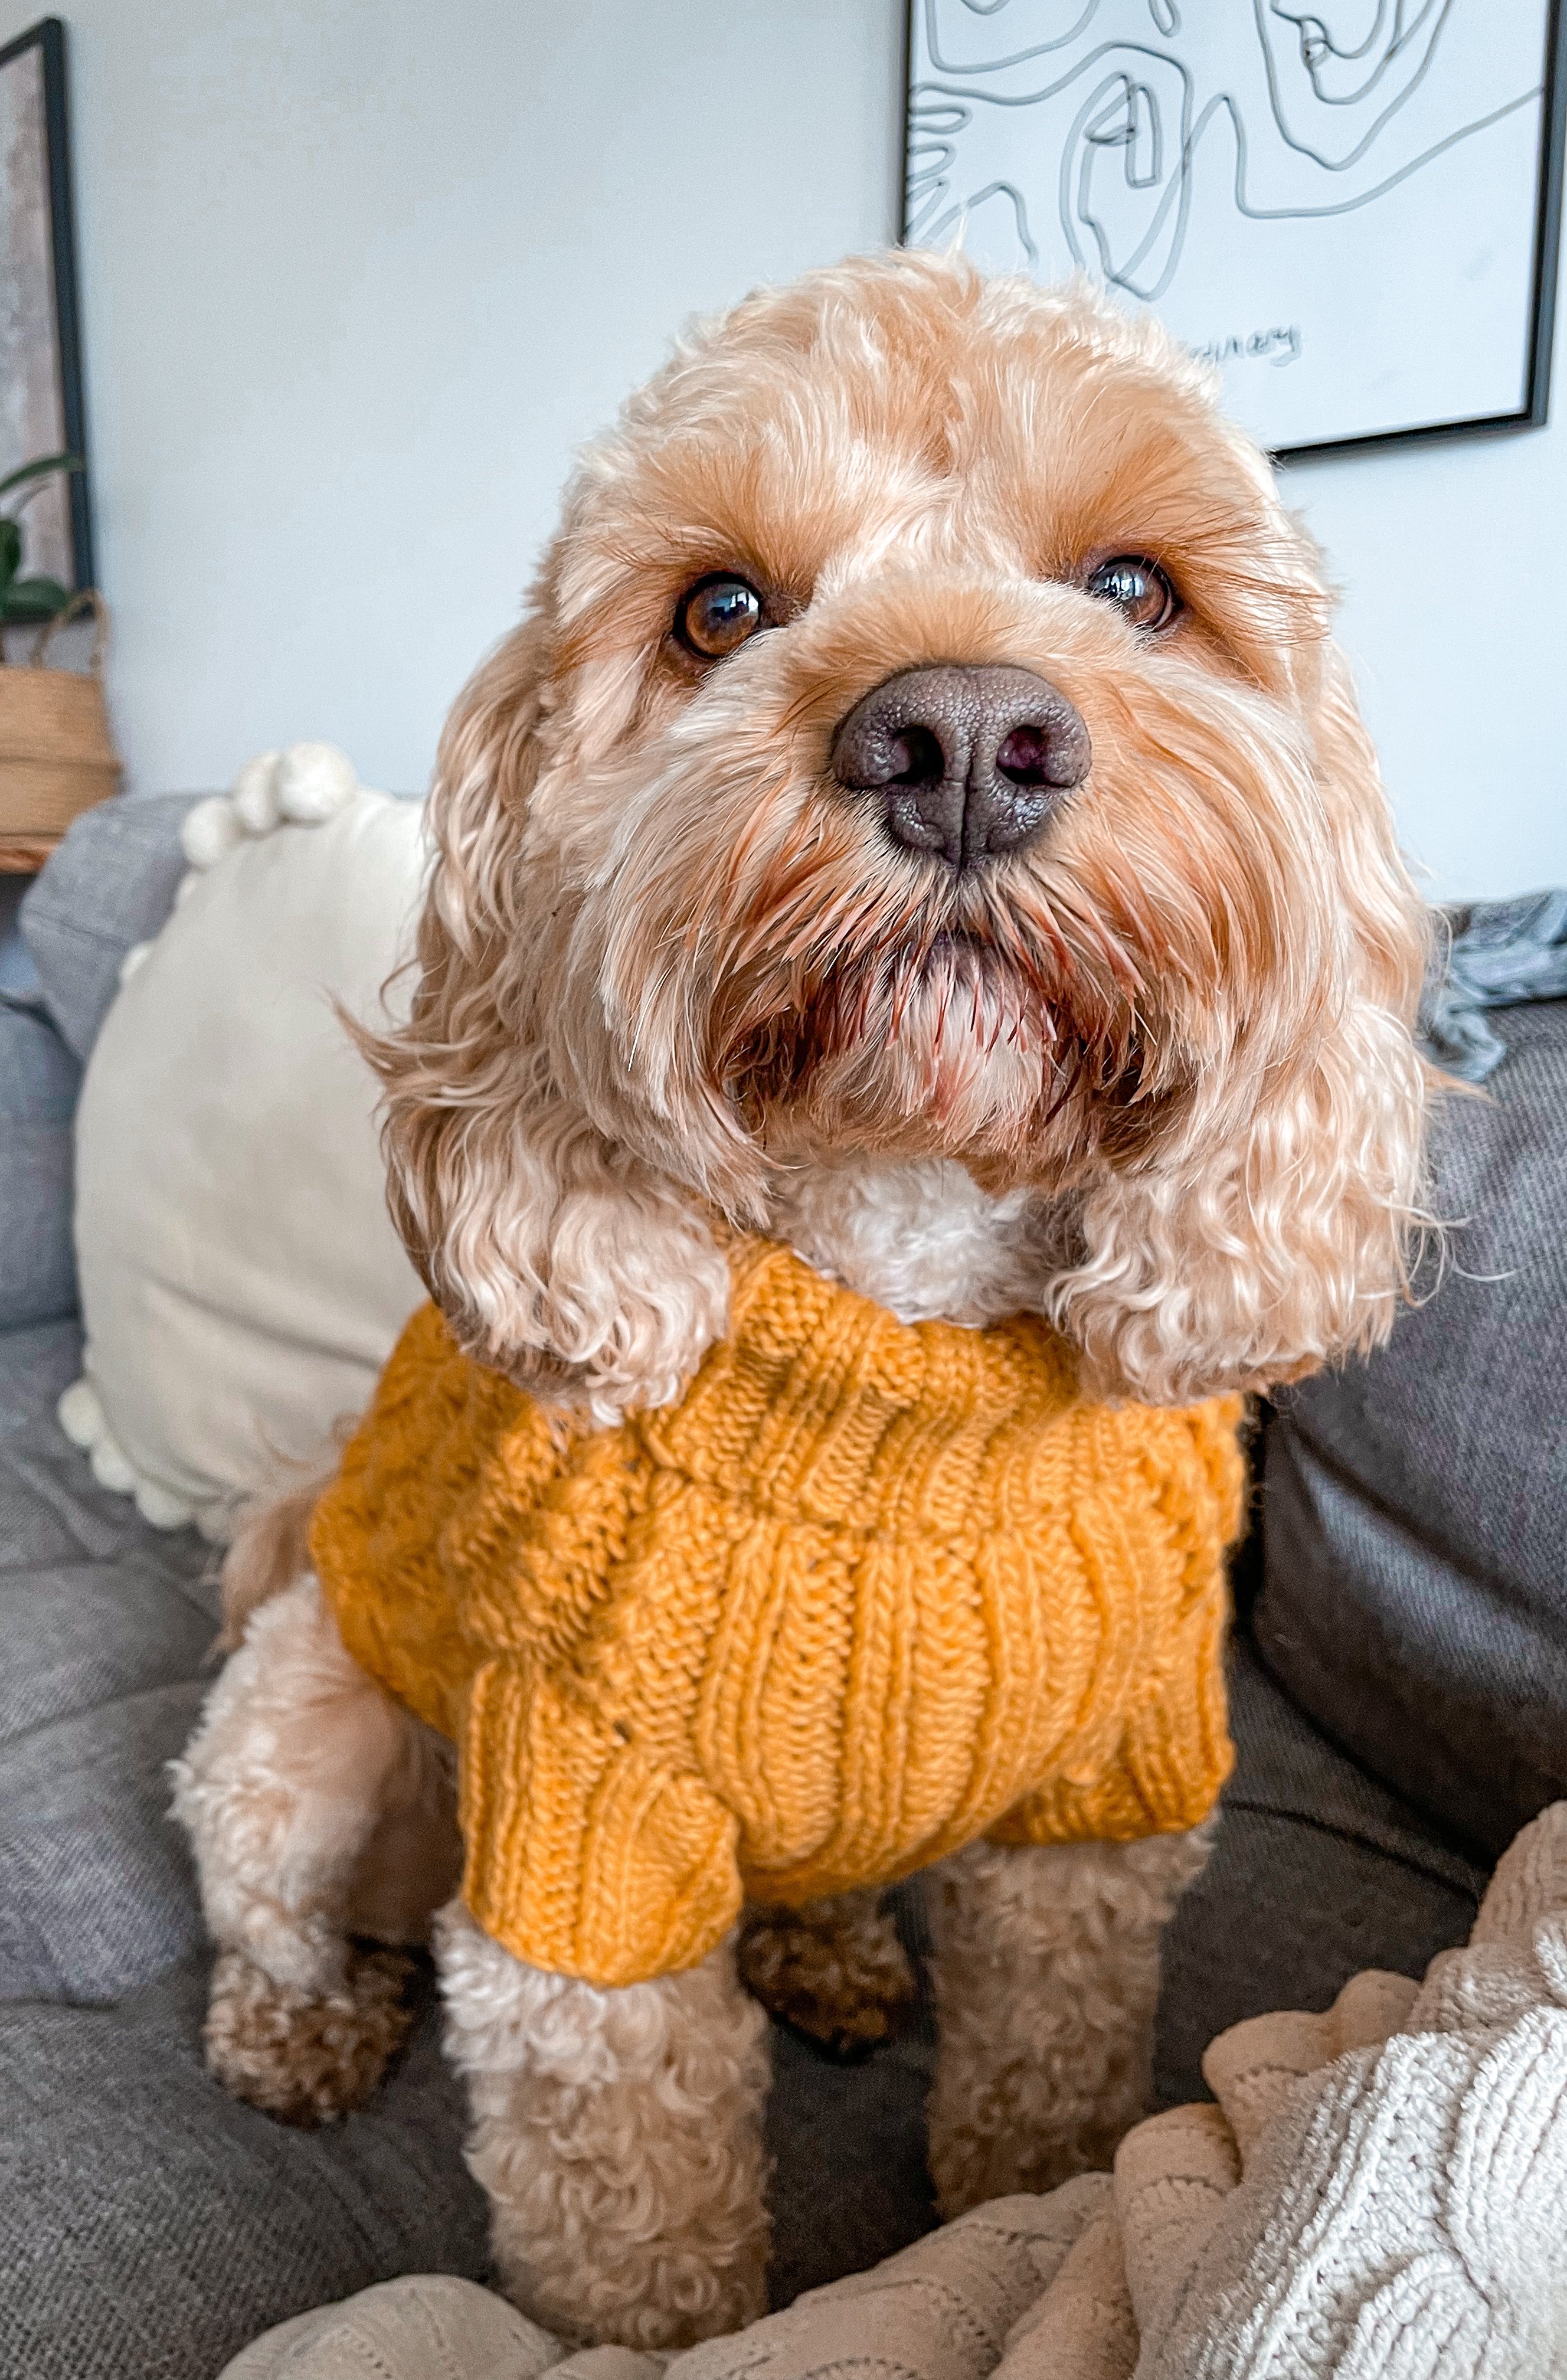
1, 14, 92, 589
903, 1, 1567, 461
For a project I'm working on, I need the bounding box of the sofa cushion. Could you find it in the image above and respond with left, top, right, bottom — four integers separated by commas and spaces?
1151, 1634, 1484, 2108
0, 996, 80, 1330
19, 794, 202, 1061
67, 770, 427, 1536
0, 1960, 489, 2380
0, 1318, 214, 2002
1256, 997, 1567, 1858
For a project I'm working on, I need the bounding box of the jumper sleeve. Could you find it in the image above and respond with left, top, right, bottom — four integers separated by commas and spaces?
458, 1660, 744, 1986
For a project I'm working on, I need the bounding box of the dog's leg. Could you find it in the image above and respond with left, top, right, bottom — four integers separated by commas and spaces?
172, 1574, 459, 2126
437, 1900, 771, 2351
738, 1890, 915, 2054
925, 1825, 1215, 2215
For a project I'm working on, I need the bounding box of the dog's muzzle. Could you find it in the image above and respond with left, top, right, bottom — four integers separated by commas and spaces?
830, 663, 1090, 872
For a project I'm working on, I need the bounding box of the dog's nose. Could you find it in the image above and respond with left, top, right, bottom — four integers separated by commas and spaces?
830, 664, 1090, 869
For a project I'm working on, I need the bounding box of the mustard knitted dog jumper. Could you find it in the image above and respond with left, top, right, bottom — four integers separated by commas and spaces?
310, 1236, 1244, 1987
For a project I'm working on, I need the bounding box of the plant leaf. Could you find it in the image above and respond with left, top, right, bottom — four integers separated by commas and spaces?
0, 518, 20, 584
0, 452, 84, 504
1, 577, 72, 623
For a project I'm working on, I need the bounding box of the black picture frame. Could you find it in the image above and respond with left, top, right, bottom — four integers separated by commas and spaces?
1280, 0, 1567, 465
1, 14, 93, 588
901, 0, 1567, 465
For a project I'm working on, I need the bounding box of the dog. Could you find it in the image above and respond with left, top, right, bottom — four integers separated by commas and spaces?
173, 251, 1431, 2353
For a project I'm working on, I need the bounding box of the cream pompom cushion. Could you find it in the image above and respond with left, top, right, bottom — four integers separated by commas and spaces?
60, 746, 429, 1538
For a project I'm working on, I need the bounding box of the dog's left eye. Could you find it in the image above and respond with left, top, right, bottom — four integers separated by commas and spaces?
1084, 554, 1179, 633
675, 574, 767, 659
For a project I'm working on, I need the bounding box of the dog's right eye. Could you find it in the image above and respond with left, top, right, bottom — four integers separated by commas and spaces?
1083, 554, 1179, 634
676, 575, 766, 660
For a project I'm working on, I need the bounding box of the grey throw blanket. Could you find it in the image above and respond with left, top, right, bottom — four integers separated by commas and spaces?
1420, 889, 1567, 1081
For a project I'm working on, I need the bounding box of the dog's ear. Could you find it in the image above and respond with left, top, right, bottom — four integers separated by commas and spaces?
368, 614, 730, 1421
1049, 644, 1434, 1405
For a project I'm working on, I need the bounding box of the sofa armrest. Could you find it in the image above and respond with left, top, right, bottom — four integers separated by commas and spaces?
20, 793, 202, 1061
0, 991, 81, 1328
0, 795, 205, 1332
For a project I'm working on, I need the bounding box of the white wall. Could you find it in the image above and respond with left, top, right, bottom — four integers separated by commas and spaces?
1284, 388, 1567, 904
0, 0, 904, 791
4, 0, 1563, 901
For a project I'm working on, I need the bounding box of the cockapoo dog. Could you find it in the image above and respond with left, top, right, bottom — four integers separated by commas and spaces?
174, 252, 1430, 2353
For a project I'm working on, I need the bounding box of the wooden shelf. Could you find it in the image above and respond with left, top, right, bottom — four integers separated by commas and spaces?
0, 835, 59, 874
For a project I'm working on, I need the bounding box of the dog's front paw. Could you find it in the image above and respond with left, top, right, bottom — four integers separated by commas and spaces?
204, 1945, 416, 2126
739, 1892, 915, 2056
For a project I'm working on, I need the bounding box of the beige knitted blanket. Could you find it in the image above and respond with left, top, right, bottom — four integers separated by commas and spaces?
225, 1802, 1567, 2380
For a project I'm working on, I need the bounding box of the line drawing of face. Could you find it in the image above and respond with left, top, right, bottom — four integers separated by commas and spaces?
1257, 1, 1454, 168
908, 0, 1514, 306
1062, 51, 1195, 300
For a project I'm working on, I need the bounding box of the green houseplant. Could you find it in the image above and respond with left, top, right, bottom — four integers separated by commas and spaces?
0, 452, 84, 639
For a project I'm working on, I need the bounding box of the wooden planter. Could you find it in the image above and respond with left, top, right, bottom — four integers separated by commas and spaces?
0, 592, 121, 869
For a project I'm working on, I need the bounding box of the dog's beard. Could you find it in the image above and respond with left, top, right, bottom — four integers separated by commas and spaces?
584, 717, 1252, 1195
709, 875, 1170, 1175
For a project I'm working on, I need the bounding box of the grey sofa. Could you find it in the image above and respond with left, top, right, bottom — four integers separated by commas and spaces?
4, 800, 1560, 2380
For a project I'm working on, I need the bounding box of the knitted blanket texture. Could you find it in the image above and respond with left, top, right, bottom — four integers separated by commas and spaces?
224, 1803, 1567, 2380
310, 1234, 1242, 1985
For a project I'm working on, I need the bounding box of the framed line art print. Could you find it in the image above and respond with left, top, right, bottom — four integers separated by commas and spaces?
1, 15, 93, 591
904, 2, 1567, 460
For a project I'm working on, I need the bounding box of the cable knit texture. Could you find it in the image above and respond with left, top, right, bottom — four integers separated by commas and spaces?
310, 1236, 1242, 1986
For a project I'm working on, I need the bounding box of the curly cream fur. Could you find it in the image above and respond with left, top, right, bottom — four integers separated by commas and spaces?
437, 1901, 771, 2350
217, 1451, 345, 1651
171, 1577, 459, 1995
925, 1826, 1216, 2216
177, 249, 1435, 2348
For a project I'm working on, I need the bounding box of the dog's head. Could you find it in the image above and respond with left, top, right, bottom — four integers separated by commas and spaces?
375, 252, 1431, 1411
